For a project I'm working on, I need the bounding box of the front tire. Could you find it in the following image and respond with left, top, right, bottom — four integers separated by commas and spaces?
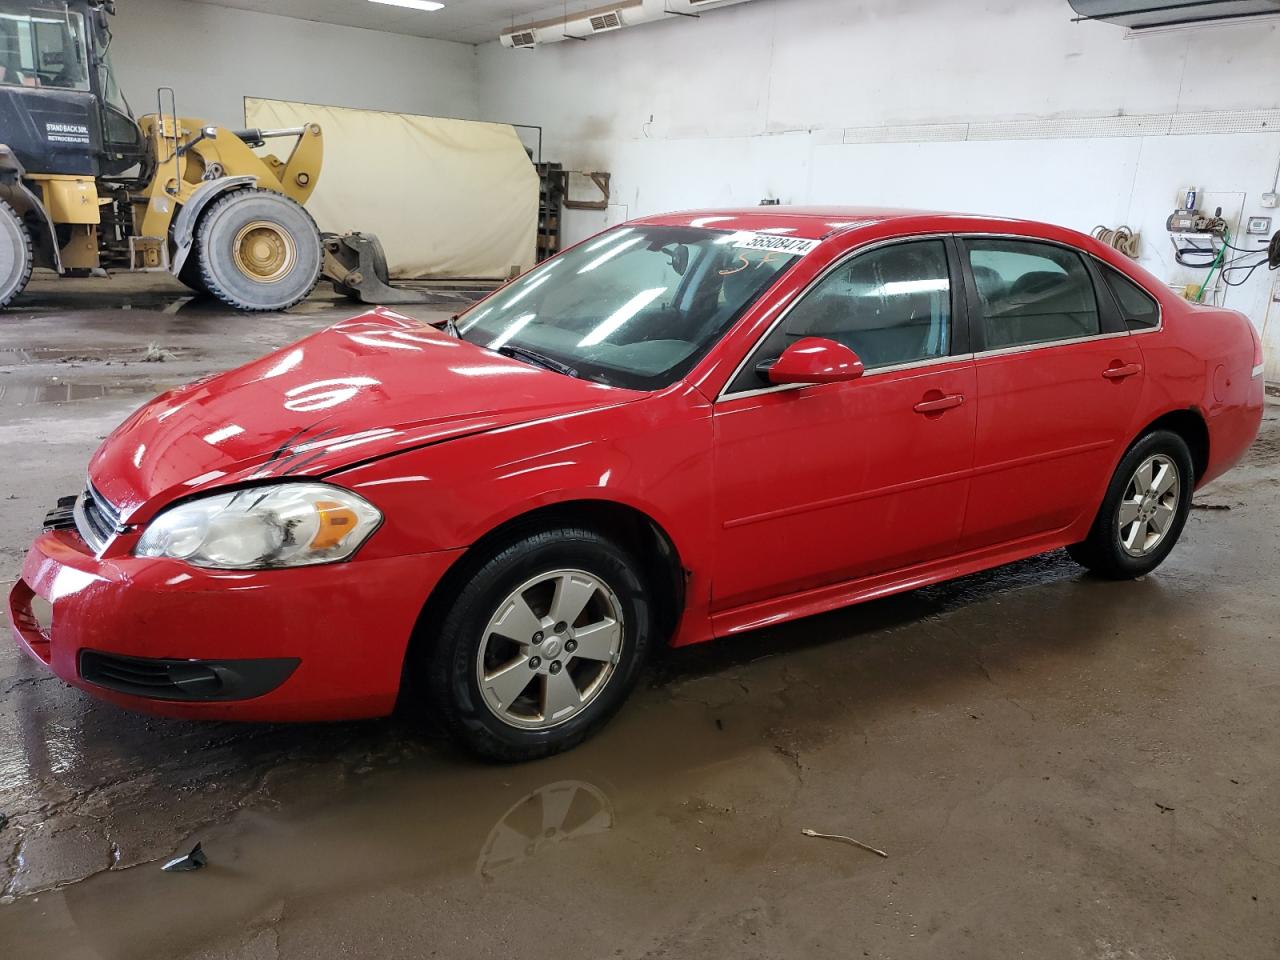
195, 188, 321, 311
176, 239, 208, 295
1067, 429, 1194, 579
419, 527, 654, 762
0, 199, 33, 309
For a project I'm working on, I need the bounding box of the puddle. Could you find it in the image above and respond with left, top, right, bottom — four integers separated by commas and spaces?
0, 347, 118, 364
0, 377, 163, 405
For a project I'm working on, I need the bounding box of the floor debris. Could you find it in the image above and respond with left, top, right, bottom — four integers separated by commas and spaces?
801, 828, 888, 858
1191, 503, 1232, 511
161, 842, 208, 872
141, 343, 178, 363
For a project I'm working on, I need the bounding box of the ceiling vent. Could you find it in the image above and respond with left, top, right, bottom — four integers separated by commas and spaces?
500, 28, 538, 48
499, 0, 757, 48
589, 10, 624, 31
1068, 0, 1280, 29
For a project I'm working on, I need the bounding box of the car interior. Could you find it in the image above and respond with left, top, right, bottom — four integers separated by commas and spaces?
777, 241, 951, 369
968, 246, 1101, 349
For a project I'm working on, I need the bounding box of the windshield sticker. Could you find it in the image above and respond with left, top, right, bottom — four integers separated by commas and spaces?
731, 233, 821, 256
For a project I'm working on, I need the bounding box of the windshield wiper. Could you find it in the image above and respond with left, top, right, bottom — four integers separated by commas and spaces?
495, 344, 580, 378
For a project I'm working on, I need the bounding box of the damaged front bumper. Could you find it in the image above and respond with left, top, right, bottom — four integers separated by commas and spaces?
8, 517, 462, 722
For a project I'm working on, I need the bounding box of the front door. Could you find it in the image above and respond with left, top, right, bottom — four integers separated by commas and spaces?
711, 237, 977, 611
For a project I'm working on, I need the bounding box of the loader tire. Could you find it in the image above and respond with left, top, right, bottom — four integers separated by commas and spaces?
0, 199, 33, 309
195, 188, 321, 311
176, 240, 208, 295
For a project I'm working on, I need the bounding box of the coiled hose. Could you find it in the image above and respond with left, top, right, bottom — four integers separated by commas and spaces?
1091, 224, 1140, 259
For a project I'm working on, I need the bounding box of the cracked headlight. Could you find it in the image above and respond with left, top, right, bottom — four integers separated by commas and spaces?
135, 482, 381, 569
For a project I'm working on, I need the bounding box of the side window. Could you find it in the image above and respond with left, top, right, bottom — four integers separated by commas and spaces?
1099, 263, 1159, 330
729, 239, 953, 392
964, 239, 1101, 350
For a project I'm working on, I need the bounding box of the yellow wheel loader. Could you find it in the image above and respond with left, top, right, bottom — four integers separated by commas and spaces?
0, 0, 329, 311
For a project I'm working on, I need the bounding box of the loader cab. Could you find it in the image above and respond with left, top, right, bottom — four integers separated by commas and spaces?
86, 0, 146, 177
0, 0, 144, 177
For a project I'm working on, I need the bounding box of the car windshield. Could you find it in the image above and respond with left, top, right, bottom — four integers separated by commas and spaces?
456, 225, 809, 390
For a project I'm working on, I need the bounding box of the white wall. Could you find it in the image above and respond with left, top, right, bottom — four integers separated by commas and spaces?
476, 0, 1280, 375
111, 0, 479, 127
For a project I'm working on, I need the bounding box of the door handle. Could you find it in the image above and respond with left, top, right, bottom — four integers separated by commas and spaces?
1102, 362, 1143, 380
913, 393, 965, 414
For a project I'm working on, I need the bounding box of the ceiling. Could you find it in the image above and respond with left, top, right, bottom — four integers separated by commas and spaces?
185, 0, 599, 45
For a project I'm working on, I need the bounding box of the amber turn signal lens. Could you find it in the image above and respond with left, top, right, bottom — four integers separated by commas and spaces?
310, 500, 359, 550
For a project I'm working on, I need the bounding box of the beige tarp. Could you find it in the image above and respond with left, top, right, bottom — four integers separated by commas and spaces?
244, 98, 538, 280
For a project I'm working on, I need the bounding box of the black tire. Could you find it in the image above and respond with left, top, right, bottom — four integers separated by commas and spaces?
419, 527, 655, 762
0, 199, 33, 309
1067, 429, 1194, 579
176, 239, 208, 295
195, 188, 321, 311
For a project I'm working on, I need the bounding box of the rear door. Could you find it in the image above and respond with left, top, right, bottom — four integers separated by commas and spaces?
957, 236, 1143, 551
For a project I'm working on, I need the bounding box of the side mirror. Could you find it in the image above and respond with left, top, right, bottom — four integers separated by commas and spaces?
757, 337, 865, 386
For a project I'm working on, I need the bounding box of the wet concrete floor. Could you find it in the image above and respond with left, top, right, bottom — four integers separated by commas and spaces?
1, 275, 1278, 959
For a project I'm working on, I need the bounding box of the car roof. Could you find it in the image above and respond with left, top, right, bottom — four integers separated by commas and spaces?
631, 206, 1056, 243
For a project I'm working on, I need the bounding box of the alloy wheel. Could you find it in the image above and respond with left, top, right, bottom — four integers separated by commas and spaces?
1117, 453, 1180, 557
475, 569, 624, 729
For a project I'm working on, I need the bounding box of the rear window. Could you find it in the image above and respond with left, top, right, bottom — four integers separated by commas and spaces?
1100, 263, 1160, 330
964, 238, 1101, 350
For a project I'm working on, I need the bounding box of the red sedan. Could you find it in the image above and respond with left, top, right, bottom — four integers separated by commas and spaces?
8, 207, 1265, 760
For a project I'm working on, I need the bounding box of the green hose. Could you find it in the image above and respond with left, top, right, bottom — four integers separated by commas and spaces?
1196, 228, 1228, 303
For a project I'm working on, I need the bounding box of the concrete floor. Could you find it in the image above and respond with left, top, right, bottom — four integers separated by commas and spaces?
1, 275, 1278, 960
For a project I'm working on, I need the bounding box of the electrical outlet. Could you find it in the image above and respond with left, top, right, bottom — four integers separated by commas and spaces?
1262, 192, 1279, 209
1246, 216, 1273, 235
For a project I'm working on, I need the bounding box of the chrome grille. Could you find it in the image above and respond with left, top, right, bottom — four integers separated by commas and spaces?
72, 483, 122, 554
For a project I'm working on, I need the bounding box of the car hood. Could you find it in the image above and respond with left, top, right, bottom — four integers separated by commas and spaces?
90, 309, 636, 521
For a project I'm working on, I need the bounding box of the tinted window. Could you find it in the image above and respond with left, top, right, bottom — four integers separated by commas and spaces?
1100, 263, 1159, 330
731, 240, 952, 392
965, 239, 1100, 350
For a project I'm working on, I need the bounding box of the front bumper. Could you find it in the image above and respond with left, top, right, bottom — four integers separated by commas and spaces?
8, 529, 463, 722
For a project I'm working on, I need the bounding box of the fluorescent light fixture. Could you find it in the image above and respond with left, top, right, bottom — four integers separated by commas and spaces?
579, 287, 667, 346
368, 0, 445, 11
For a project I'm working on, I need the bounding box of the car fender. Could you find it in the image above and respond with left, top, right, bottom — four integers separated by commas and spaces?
329, 388, 717, 623
169, 175, 257, 275
342, 432, 710, 570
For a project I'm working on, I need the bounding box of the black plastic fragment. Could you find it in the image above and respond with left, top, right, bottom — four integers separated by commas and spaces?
162, 842, 208, 873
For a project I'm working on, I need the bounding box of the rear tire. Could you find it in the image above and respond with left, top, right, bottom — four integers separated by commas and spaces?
0, 199, 33, 309
195, 188, 321, 311
1067, 429, 1194, 579
418, 527, 654, 762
